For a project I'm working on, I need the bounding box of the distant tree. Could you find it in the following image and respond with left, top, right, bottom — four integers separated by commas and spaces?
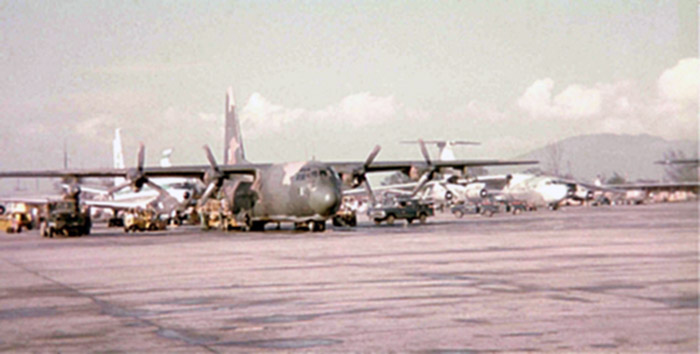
663, 149, 699, 182
606, 172, 626, 185
381, 172, 412, 186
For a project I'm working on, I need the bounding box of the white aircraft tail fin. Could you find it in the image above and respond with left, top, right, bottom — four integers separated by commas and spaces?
224, 87, 246, 165
113, 129, 125, 187
160, 148, 173, 167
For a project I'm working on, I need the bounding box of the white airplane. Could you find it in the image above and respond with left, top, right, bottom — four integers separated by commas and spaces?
79, 129, 200, 216
384, 140, 582, 210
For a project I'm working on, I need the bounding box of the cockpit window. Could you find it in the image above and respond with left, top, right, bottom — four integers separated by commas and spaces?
320, 170, 327, 177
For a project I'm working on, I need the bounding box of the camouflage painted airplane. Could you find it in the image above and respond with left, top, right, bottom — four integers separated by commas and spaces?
0, 88, 537, 232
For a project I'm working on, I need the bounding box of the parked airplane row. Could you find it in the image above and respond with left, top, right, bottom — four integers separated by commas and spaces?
0, 88, 537, 232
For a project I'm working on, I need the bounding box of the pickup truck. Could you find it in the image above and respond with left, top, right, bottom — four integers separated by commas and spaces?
369, 198, 434, 225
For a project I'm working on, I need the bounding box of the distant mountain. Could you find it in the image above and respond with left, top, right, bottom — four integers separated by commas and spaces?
513, 134, 698, 182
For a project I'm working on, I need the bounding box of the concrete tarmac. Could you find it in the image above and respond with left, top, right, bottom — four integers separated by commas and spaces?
0, 202, 697, 352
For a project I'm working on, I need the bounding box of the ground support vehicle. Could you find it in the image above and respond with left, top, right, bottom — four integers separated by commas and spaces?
0, 212, 28, 233
332, 209, 357, 227
39, 200, 91, 237
450, 203, 480, 218
477, 198, 503, 217
123, 209, 168, 232
198, 199, 243, 231
370, 198, 434, 225
504, 200, 531, 214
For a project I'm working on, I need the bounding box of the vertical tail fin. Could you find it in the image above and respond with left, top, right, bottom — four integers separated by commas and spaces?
224, 87, 246, 165
160, 148, 173, 167
113, 129, 125, 187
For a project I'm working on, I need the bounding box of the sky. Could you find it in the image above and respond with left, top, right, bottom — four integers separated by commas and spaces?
0, 1, 697, 183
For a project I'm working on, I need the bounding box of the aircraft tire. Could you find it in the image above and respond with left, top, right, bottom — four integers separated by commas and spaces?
250, 221, 266, 232
386, 215, 395, 225
454, 210, 464, 219
419, 213, 427, 224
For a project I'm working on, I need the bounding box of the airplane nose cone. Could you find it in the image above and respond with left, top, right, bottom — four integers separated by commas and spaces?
310, 186, 341, 217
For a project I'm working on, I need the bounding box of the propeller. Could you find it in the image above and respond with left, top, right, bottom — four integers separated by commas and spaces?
197, 145, 226, 207
410, 139, 439, 197
108, 143, 153, 196
352, 145, 381, 205
60, 178, 82, 201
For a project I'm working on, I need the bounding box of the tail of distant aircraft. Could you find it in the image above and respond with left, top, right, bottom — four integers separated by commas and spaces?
400, 140, 480, 161
160, 148, 173, 167
224, 87, 246, 165
113, 129, 126, 187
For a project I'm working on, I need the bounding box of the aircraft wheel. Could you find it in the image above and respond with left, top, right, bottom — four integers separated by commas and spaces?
419, 213, 427, 224
386, 215, 395, 225
454, 210, 464, 219
251, 221, 266, 232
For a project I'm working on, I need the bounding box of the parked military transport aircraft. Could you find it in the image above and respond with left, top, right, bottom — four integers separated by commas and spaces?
0, 89, 536, 231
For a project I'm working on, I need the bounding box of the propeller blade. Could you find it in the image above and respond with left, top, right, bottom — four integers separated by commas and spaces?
197, 183, 218, 207
203, 145, 218, 169
418, 139, 432, 166
145, 180, 168, 197
108, 181, 132, 196
363, 178, 376, 206
137, 143, 145, 171
364, 145, 381, 168
411, 175, 431, 198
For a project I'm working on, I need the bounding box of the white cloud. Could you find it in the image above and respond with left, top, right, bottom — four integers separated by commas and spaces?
332, 92, 399, 127
239, 92, 401, 136
517, 78, 556, 118
517, 79, 601, 119
658, 58, 699, 102
552, 85, 602, 117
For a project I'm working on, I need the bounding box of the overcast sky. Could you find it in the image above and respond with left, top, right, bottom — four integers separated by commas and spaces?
1, 1, 697, 177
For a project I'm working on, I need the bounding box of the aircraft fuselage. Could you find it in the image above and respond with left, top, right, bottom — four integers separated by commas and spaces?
222, 161, 342, 223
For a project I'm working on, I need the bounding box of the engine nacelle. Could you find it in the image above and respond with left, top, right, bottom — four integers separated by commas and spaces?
464, 185, 488, 202
574, 189, 594, 201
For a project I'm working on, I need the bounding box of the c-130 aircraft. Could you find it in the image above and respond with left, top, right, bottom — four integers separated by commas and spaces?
0, 88, 537, 232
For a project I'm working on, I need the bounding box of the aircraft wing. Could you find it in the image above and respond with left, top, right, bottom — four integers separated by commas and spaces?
470, 175, 512, 190
655, 159, 700, 165
603, 181, 700, 192
0, 164, 260, 180
0, 196, 55, 206
342, 182, 417, 196
330, 159, 537, 175
83, 199, 151, 211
